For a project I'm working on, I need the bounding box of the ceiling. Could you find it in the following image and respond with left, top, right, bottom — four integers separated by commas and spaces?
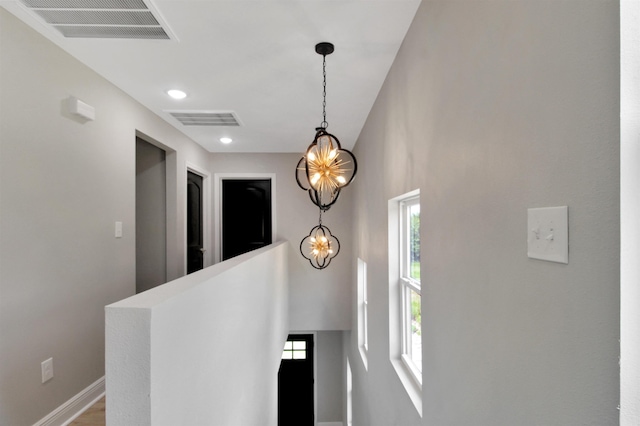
1, 0, 421, 153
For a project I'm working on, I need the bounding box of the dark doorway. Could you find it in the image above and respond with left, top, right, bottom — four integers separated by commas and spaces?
136, 138, 167, 293
221, 179, 272, 260
278, 334, 314, 426
187, 171, 204, 274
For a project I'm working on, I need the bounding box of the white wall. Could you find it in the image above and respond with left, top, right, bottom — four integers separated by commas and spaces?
210, 153, 353, 331
106, 242, 289, 426
348, 1, 619, 425
0, 8, 212, 425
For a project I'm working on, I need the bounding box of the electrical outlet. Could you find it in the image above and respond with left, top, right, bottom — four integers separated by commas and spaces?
41, 358, 53, 383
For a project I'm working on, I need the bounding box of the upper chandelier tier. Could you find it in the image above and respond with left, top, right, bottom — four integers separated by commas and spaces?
296, 128, 357, 211
295, 42, 358, 212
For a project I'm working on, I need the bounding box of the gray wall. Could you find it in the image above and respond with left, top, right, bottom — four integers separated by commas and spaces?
0, 8, 212, 425
209, 153, 353, 331
317, 331, 344, 423
347, 1, 620, 425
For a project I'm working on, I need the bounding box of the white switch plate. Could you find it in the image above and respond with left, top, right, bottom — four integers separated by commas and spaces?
115, 221, 123, 238
41, 358, 53, 383
527, 206, 568, 264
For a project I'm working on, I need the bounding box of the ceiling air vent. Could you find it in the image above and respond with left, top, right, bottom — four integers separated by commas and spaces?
19, 0, 172, 39
168, 111, 241, 127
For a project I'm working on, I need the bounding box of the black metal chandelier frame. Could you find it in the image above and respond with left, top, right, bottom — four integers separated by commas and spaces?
297, 42, 357, 270
295, 42, 358, 213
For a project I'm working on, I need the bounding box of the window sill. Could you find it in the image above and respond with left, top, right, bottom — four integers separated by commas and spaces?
359, 345, 368, 371
391, 357, 422, 417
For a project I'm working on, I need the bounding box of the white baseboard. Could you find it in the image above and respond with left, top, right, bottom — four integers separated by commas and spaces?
33, 376, 105, 426
318, 422, 344, 426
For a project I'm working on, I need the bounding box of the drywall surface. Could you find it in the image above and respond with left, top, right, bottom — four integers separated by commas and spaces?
347, 1, 620, 425
210, 153, 353, 331
621, 1, 640, 424
106, 242, 289, 426
317, 331, 344, 423
0, 8, 212, 425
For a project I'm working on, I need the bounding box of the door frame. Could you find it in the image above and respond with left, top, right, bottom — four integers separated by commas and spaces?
283, 331, 318, 426
136, 131, 176, 283
214, 173, 276, 264
186, 162, 212, 272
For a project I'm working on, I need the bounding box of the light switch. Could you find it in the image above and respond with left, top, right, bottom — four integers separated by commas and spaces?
527, 206, 568, 264
115, 221, 123, 238
41, 358, 53, 383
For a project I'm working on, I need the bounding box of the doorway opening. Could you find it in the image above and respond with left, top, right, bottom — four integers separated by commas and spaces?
279, 334, 315, 426
214, 174, 276, 263
135, 137, 167, 293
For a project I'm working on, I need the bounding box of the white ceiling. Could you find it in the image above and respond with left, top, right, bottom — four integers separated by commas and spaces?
1, 0, 421, 153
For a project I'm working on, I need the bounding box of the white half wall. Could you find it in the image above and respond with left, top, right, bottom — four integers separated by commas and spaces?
106, 242, 289, 426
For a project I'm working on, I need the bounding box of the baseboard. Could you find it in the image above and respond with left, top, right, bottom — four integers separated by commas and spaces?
33, 376, 105, 426
318, 422, 344, 426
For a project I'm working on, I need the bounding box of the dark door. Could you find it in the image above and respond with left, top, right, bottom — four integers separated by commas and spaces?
278, 334, 314, 426
187, 171, 204, 274
221, 179, 272, 260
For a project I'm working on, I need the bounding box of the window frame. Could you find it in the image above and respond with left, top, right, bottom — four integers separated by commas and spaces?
399, 196, 421, 384
357, 258, 369, 369
388, 189, 422, 416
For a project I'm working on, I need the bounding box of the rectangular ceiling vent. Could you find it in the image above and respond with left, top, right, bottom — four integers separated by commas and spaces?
19, 0, 172, 39
168, 111, 241, 127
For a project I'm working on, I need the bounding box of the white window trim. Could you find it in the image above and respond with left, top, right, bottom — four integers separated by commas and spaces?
357, 258, 369, 369
388, 189, 422, 416
399, 195, 422, 384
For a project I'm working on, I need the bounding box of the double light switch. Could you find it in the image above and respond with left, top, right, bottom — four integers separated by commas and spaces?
527, 206, 568, 264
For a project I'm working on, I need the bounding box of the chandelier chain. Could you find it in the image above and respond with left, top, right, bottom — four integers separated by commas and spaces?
322, 53, 328, 129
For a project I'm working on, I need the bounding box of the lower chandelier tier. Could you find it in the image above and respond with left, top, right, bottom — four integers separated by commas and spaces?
300, 223, 340, 269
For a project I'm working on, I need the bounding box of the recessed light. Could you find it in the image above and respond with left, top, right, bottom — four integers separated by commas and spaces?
167, 89, 187, 99
220, 137, 233, 144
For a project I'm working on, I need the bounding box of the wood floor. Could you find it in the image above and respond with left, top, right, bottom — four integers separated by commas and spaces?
69, 397, 105, 426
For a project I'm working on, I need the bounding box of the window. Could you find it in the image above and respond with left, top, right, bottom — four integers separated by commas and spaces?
388, 189, 422, 415
281, 340, 307, 360
400, 196, 421, 379
357, 258, 369, 368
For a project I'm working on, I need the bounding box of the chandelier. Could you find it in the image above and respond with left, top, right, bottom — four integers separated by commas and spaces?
297, 42, 356, 269
296, 42, 357, 212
